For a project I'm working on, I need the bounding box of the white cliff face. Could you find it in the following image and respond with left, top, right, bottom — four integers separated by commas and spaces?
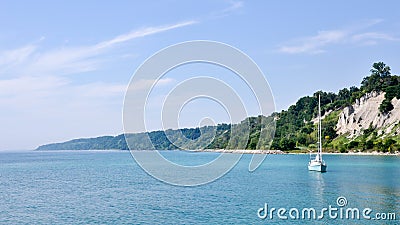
336, 92, 400, 138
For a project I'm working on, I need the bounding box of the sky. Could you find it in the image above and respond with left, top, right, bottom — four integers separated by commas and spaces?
1, 0, 400, 150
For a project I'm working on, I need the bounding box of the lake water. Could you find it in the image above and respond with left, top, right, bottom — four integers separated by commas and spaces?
0, 150, 399, 224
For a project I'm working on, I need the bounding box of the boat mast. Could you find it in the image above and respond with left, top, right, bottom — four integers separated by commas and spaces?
318, 94, 322, 161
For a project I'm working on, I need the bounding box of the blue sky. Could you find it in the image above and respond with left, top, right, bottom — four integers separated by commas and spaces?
1, 0, 400, 150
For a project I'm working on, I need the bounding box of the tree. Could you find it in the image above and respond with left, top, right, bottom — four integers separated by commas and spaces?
379, 99, 394, 113
365, 140, 374, 150
338, 88, 350, 101
383, 138, 396, 153
279, 138, 296, 150
361, 62, 392, 92
348, 140, 359, 149
371, 62, 391, 78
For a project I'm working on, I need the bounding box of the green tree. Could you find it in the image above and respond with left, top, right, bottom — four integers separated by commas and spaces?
383, 138, 396, 153
279, 138, 296, 150
379, 99, 394, 113
348, 140, 359, 149
361, 62, 391, 92
365, 140, 374, 150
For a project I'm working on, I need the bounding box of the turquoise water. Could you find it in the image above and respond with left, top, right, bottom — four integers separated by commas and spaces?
0, 151, 399, 224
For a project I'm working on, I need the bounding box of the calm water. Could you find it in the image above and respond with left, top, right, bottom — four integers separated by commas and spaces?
0, 151, 399, 224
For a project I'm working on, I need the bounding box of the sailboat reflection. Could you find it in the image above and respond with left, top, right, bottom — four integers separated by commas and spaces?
309, 171, 326, 200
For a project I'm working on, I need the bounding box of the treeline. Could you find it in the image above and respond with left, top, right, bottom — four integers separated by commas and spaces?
37, 135, 128, 150
37, 62, 400, 152
37, 116, 274, 150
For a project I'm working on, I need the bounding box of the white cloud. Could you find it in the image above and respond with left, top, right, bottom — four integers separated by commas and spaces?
278, 20, 399, 54
0, 45, 37, 71
0, 20, 197, 77
279, 30, 347, 54
95, 21, 197, 50
352, 32, 399, 43
26, 46, 101, 75
206, 0, 244, 20
221, 0, 244, 14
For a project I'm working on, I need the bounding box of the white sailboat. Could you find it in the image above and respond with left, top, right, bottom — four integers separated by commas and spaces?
308, 94, 327, 172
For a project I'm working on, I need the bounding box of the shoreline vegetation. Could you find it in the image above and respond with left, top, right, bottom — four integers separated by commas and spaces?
34, 148, 400, 156
193, 149, 400, 156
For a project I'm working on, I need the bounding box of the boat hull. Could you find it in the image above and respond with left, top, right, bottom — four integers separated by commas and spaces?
308, 163, 327, 172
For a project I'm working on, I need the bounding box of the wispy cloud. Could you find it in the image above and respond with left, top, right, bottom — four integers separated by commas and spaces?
0, 45, 37, 73
0, 20, 197, 77
351, 32, 399, 45
221, 0, 244, 14
279, 30, 347, 54
278, 20, 399, 54
95, 21, 197, 50
0, 19, 194, 110
206, 0, 244, 20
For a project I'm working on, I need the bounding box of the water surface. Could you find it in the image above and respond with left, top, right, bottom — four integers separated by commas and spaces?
0, 151, 399, 224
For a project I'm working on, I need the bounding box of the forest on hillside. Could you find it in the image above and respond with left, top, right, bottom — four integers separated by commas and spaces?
37, 62, 400, 153
270, 62, 400, 152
